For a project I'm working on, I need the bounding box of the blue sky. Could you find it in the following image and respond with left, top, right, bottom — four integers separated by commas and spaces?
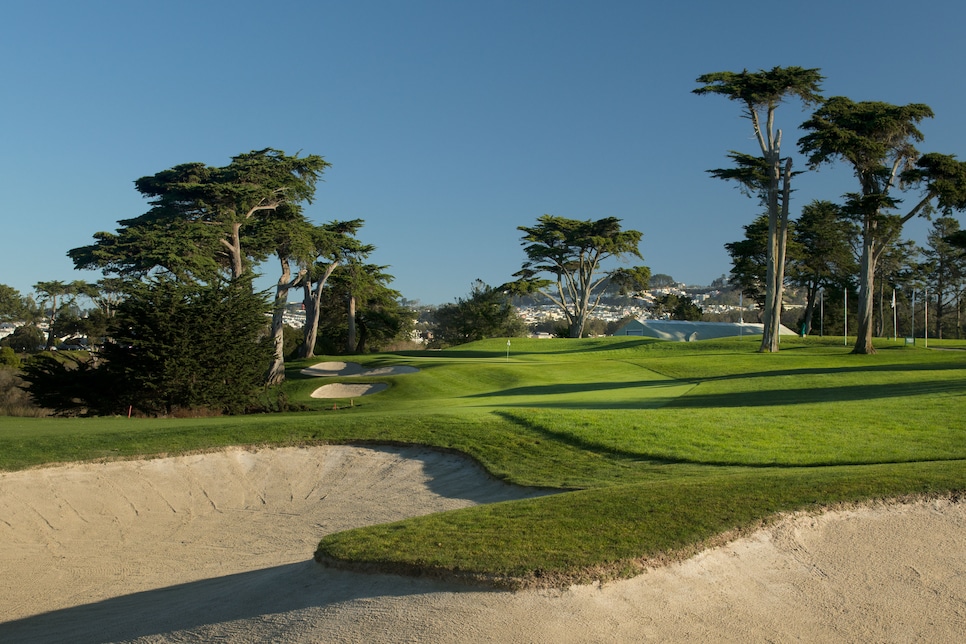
3, 0, 965, 305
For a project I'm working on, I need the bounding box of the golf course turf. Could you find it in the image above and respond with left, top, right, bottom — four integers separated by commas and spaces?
2, 335, 964, 589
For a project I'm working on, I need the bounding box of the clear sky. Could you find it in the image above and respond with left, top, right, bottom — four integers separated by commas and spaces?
3, 0, 965, 305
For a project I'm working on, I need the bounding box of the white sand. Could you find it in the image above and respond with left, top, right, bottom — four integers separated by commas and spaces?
300, 362, 419, 378
1, 446, 963, 642
301, 362, 419, 398
310, 382, 388, 398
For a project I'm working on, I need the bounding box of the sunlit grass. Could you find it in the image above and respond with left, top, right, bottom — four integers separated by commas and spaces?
2, 335, 964, 587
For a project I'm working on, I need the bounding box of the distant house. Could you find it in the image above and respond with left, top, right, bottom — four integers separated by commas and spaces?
612, 319, 796, 342
0, 323, 18, 340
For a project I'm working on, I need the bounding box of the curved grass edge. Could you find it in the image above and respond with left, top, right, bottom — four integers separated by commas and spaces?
315, 459, 966, 590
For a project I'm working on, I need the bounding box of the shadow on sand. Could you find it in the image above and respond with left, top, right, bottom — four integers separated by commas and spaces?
0, 560, 488, 642
0, 445, 547, 643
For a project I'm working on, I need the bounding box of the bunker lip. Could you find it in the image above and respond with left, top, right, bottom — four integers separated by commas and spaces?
0, 446, 962, 642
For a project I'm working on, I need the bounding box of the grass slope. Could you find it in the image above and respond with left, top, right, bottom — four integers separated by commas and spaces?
2, 335, 964, 588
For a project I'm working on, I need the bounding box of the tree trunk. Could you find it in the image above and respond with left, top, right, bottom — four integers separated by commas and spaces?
298, 262, 338, 359
346, 294, 357, 353
852, 232, 878, 354
300, 283, 319, 359
875, 279, 884, 338
802, 280, 818, 335
957, 292, 962, 339
569, 306, 585, 338
44, 296, 58, 351
356, 321, 368, 353
772, 158, 792, 343
266, 256, 304, 386
229, 222, 245, 279
759, 153, 788, 352
759, 215, 778, 351
934, 284, 946, 340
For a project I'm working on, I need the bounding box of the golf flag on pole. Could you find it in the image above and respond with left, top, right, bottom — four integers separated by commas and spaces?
892, 289, 898, 342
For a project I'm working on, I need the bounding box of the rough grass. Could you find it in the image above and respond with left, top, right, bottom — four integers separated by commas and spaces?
0, 368, 49, 417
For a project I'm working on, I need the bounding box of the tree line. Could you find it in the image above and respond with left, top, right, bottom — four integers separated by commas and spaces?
2, 149, 415, 415
696, 66, 966, 353
433, 66, 966, 351
6, 65, 966, 414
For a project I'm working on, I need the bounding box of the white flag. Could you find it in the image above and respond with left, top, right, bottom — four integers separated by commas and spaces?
891, 289, 896, 309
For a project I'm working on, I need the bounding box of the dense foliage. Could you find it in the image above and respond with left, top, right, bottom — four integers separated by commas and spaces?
651, 293, 703, 321
431, 280, 526, 346
508, 215, 649, 338
21, 277, 274, 416
0, 284, 31, 323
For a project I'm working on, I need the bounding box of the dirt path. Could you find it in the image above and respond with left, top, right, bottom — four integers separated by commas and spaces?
1, 446, 963, 642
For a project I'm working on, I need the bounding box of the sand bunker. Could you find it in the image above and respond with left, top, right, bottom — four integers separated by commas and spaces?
300, 361, 419, 378
301, 361, 419, 398
1, 446, 964, 642
310, 382, 388, 398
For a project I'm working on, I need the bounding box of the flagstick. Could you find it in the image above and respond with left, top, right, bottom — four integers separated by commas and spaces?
892, 288, 897, 342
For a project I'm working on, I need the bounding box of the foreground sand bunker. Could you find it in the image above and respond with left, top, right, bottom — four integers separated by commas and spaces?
301, 361, 419, 398
1, 447, 964, 642
0, 446, 545, 638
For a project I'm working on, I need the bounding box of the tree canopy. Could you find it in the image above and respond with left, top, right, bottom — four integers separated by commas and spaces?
508, 215, 649, 338
69, 149, 330, 283
725, 214, 771, 310
300, 219, 373, 359
799, 98, 966, 353
68, 148, 333, 386
695, 66, 824, 352
312, 260, 410, 355
651, 293, 704, 321
920, 216, 966, 338
0, 284, 29, 323
33, 280, 95, 351
788, 200, 858, 335
431, 280, 526, 347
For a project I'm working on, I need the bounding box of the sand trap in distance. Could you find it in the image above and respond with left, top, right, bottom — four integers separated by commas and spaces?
300, 362, 419, 378
310, 382, 388, 398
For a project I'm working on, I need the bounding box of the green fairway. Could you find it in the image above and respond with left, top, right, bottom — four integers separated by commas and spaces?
2, 335, 964, 588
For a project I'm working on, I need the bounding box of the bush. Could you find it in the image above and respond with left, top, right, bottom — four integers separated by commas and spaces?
0, 346, 21, 368
20, 352, 101, 416
102, 277, 275, 416
20, 277, 275, 417
283, 324, 303, 360
431, 280, 526, 347
0, 367, 49, 417
1, 325, 44, 353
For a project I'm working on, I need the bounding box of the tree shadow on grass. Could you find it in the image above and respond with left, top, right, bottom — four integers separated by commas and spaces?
666, 378, 966, 408
495, 410, 691, 466
463, 380, 692, 410
394, 338, 659, 360
694, 359, 966, 383
464, 379, 685, 398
